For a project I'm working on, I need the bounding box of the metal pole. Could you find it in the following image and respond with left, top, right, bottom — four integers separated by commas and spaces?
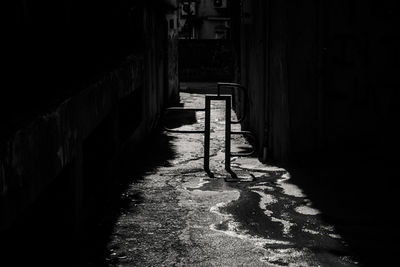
204, 96, 212, 176
162, 86, 254, 180
225, 96, 231, 172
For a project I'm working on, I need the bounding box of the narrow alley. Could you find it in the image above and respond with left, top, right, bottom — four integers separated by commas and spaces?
86, 87, 358, 266
3, 1, 400, 266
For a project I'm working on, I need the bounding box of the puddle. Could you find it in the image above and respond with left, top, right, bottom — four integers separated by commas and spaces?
210, 202, 292, 250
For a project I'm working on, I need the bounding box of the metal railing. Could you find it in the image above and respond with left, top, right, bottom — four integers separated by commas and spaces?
217, 82, 248, 124
163, 83, 255, 180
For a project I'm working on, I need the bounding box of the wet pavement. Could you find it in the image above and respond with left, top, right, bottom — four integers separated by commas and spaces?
92, 92, 360, 266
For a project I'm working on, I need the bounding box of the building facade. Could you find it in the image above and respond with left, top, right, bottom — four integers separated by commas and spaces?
179, 0, 232, 39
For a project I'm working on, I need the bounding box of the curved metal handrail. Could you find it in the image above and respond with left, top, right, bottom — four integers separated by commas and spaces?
162, 90, 256, 179
217, 82, 248, 124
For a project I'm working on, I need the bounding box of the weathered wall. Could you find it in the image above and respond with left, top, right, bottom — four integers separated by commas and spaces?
237, 2, 400, 264
239, 0, 290, 163
239, 0, 267, 156
1, 1, 179, 235
320, 0, 400, 163
238, 0, 400, 166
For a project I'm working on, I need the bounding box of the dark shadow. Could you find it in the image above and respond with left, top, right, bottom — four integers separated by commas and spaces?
80, 131, 178, 266
287, 156, 400, 267
0, 131, 177, 267
162, 102, 198, 129
0, 161, 83, 267
226, 168, 239, 180
205, 169, 215, 178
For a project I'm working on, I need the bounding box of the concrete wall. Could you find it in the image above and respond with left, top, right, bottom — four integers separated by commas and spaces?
1, 1, 179, 236
238, 0, 400, 166
239, 0, 290, 163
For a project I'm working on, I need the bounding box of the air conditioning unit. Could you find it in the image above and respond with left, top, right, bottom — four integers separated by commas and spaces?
214, 0, 227, 9
181, 1, 196, 17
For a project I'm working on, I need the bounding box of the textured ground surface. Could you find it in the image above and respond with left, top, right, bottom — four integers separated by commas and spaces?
89, 92, 359, 267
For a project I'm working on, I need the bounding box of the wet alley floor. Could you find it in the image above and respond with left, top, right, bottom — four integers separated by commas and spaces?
86, 90, 361, 267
